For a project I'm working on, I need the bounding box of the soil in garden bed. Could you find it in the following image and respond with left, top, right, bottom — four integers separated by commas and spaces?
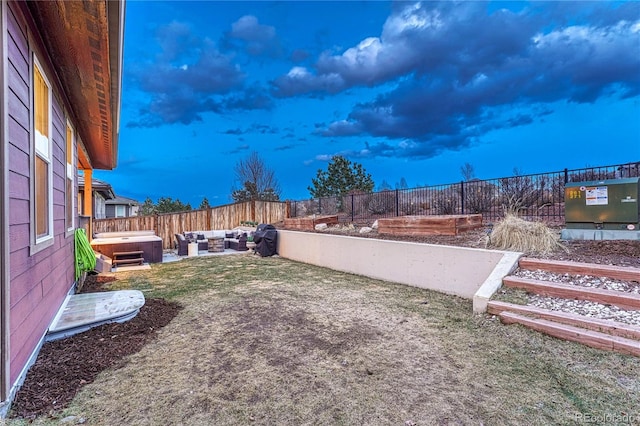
9, 274, 182, 420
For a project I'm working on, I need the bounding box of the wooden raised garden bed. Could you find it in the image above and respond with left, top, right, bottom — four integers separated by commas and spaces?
284, 215, 339, 231
377, 214, 483, 236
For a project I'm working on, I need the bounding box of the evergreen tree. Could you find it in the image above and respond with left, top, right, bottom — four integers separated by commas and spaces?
395, 177, 409, 190
308, 155, 374, 198
377, 180, 393, 191
138, 197, 156, 216
199, 197, 211, 210
155, 197, 192, 213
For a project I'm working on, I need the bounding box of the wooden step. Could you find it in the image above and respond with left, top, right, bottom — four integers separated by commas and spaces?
502, 276, 640, 310
488, 300, 640, 341
113, 257, 145, 266
519, 257, 640, 281
499, 311, 640, 356
113, 250, 144, 257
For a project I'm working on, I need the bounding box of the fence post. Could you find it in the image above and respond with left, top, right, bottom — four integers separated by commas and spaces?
395, 189, 399, 217
564, 168, 568, 184
154, 213, 159, 240
318, 198, 321, 215
351, 194, 355, 222
460, 181, 465, 214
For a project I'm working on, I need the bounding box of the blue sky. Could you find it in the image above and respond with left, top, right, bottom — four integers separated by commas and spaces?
94, 1, 640, 207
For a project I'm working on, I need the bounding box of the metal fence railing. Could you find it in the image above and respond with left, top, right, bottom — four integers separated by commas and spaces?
290, 161, 640, 224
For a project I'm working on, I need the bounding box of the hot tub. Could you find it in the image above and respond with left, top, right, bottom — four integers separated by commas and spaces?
91, 231, 163, 263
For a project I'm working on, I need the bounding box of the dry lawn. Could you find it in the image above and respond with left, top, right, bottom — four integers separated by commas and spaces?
9, 253, 640, 425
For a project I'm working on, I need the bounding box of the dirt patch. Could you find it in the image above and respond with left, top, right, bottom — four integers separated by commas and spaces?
45, 264, 639, 425
9, 275, 182, 420
7, 231, 640, 422
540, 239, 640, 267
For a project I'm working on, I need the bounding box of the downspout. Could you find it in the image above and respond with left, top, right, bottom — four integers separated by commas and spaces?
83, 169, 93, 239
0, 0, 10, 404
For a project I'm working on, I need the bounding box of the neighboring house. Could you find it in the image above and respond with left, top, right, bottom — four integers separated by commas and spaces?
78, 176, 116, 219
0, 0, 124, 414
105, 195, 140, 218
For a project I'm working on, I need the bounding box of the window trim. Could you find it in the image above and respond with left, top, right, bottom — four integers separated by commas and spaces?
65, 120, 75, 235
115, 204, 126, 218
30, 55, 54, 253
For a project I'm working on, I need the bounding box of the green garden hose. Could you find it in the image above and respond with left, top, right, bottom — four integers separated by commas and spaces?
74, 228, 96, 280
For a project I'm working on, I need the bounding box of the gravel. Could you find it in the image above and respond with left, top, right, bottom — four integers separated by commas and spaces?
513, 269, 640, 294
512, 268, 640, 327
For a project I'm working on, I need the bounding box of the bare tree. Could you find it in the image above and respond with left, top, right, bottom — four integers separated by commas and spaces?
231, 152, 281, 202
460, 163, 475, 181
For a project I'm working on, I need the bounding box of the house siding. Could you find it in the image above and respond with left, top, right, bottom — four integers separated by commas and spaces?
5, 2, 76, 386
105, 201, 139, 218
105, 204, 115, 218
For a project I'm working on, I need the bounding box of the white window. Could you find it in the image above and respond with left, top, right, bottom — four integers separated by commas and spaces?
115, 205, 126, 218
66, 121, 75, 232
33, 57, 53, 247
95, 194, 106, 219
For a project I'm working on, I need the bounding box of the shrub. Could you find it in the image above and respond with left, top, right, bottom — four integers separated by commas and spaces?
342, 190, 369, 219
318, 196, 339, 214
488, 213, 565, 255
292, 200, 312, 217
463, 180, 496, 213
500, 173, 558, 213
567, 169, 616, 183
366, 190, 396, 215
395, 188, 428, 215
433, 186, 460, 215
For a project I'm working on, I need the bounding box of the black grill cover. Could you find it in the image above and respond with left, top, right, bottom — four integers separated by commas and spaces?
253, 224, 277, 257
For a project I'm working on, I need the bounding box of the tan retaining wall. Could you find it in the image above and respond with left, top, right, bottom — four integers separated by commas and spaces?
276, 230, 521, 312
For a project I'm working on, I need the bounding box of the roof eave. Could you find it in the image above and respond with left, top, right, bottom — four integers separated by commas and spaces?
107, 1, 125, 170
27, 1, 125, 170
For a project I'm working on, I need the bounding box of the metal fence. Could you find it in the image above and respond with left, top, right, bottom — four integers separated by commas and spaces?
290, 161, 640, 224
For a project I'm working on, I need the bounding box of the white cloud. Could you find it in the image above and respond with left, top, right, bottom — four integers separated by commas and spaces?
341, 37, 384, 68
287, 66, 311, 78
382, 2, 442, 38
230, 15, 275, 42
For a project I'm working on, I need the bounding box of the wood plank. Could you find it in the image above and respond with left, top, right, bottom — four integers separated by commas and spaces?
113, 250, 144, 257
378, 214, 483, 236
284, 215, 338, 231
113, 258, 144, 265
487, 300, 640, 341
499, 311, 640, 357
519, 257, 640, 282
502, 276, 640, 310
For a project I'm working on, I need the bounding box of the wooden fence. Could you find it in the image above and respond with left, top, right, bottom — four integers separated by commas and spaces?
93, 200, 290, 249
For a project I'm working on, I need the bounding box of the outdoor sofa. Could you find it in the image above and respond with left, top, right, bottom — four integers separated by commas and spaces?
175, 230, 249, 255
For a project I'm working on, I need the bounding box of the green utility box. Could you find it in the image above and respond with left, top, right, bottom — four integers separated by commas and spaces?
564, 177, 639, 230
